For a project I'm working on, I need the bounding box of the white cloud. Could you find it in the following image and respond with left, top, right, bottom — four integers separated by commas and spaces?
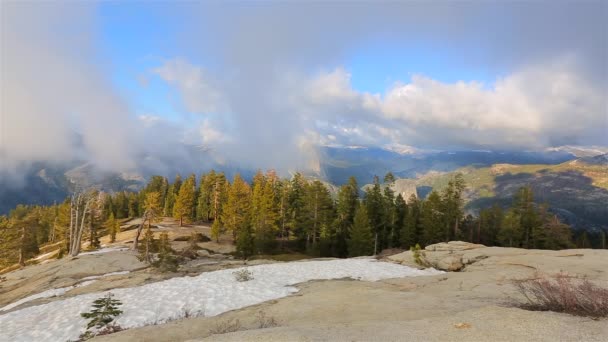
301, 59, 606, 150
153, 59, 225, 114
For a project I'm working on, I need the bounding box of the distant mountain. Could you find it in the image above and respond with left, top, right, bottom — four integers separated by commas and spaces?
320, 146, 577, 185
399, 154, 608, 231
1, 146, 605, 219
0, 161, 146, 215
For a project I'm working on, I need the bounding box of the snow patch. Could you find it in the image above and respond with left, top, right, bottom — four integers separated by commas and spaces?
81, 271, 131, 281
79, 247, 129, 256
0, 280, 98, 313
0, 259, 442, 342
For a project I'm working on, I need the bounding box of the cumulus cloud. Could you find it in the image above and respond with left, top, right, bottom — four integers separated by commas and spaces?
1, 1, 606, 182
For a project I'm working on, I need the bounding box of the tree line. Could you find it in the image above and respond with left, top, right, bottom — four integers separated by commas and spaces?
1, 170, 604, 269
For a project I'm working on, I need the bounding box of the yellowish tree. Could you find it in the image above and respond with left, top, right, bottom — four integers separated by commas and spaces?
173, 174, 196, 226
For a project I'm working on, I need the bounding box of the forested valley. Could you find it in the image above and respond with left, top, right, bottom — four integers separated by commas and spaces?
1, 170, 598, 270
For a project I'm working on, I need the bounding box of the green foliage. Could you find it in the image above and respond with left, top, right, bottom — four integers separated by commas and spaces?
348, 204, 374, 257
400, 194, 419, 248
410, 243, 428, 266
236, 222, 255, 259
105, 213, 120, 243
173, 174, 196, 226
80, 293, 123, 330
137, 226, 156, 264
154, 232, 178, 272
222, 174, 251, 242
421, 191, 444, 245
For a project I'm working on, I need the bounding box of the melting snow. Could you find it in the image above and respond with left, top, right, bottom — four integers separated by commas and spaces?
0, 280, 97, 313
79, 247, 130, 256
0, 259, 442, 342
1, 271, 131, 313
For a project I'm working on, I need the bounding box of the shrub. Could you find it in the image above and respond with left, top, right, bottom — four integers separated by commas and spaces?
209, 318, 242, 334
410, 244, 429, 267
173, 233, 211, 242
154, 232, 179, 272
233, 269, 254, 282
512, 272, 608, 318
256, 311, 278, 329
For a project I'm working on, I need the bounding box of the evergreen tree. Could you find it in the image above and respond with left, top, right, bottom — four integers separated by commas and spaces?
144, 191, 163, 226
138, 226, 155, 264
211, 172, 227, 221
80, 293, 123, 330
155, 232, 178, 272
304, 180, 335, 252
196, 171, 216, 221
127, 192, 139, 218
383, 173, 397, 248
400, 194, 419, 248
222, 174, 251, 241
277, 179, 291, 247
114, 192, 129, 219
441, 173, 465, 241
498, 209, 522, 247
348, 204, 374, 257
513, 186, 540, 248
173, 174, 196, 226
364, 175, 385, 253
288, 173, 309, 241
333, 176, 359, 257
236, 221, 254, 259
394, 193, 407, 247
251, 171, 280, 253
105, 213, 119, 243
421, 191, 444, 245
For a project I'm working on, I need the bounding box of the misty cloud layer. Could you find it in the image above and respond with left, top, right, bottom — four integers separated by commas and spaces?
1, 1, 606, 179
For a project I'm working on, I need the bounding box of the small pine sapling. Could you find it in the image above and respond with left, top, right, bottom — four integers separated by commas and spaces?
79, 293, 123, 340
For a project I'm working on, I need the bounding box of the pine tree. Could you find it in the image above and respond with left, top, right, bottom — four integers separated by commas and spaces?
222, 174, 251, 241
288, 173, 308, 241
196, 171, 216, 221
138, 226, 155, 264
155, 232, 178, 272
304, 180, 334, 252
394, 193, 407, 247
400, 194, 419, 248
498, 209, 522, 247
173, 174, 196, 226
127, 192, 139, 218
421, 191, 444, 245
364, 175, 385, 253
236, 221, 255, 259
348, 204, 374, 257
105, 213, 119, 243
80, 293, 123, 330
144, 191, 163, 226
441, 173, 465, 241
251, 171, 280, 253
383, 172, 397, 248
334, 176, 359, 257
210, 218, 223, 242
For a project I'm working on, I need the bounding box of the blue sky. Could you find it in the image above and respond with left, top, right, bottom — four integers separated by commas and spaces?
96, 2, 503, 119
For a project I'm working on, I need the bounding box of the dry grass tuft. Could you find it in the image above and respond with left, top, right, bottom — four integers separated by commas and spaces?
209, 318, 243, 335
512, 272, 608, 318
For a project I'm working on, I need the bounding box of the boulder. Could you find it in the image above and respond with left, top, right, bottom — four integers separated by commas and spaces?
425, 241, 485, 252
435, 255, 464, 272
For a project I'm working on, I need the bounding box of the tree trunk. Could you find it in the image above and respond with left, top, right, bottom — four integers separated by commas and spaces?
18, 226, 26, 267
131, 210, 149, 250
374, 233, 378, 256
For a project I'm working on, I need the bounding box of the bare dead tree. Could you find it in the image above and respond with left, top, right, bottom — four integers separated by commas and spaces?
69, 193, 93, 257
131, 209, 151, 251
